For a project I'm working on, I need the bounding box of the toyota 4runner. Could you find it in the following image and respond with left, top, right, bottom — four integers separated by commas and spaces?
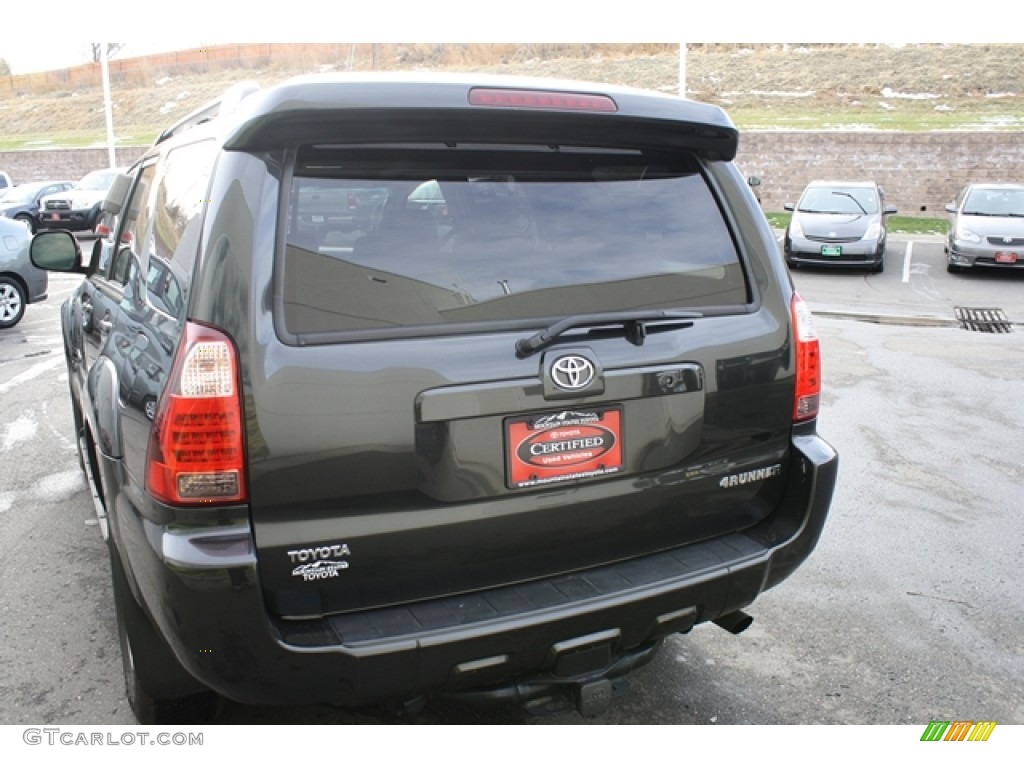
31, 73, 838, 724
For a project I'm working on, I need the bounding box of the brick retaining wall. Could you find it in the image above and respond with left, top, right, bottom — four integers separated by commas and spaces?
737, 132, 1024, 215
3, 132, 1022, 216
0, 148, 146, 186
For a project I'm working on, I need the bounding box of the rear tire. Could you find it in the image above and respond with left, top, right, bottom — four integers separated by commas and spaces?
109, 542, 221, 724
0, 276, 27, 329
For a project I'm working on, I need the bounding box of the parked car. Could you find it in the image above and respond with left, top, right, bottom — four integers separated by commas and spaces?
0, 171, 12, 196
0, 180, 75, 234
30, 74, 838, 724
945, 182, 1024, 273
37, 167, 124, 233
0, 216, 48, 328
783, 180, 897, 273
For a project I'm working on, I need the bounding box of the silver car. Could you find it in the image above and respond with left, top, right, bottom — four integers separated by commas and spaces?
784, 180, 897, 273
945, 183, 1024, 273
0, 216, 49, 328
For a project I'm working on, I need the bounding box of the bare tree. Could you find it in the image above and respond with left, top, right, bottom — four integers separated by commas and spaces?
90, 44, 125, 63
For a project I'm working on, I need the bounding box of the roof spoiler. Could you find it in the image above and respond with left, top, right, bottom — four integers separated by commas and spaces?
156, 81, 261, 144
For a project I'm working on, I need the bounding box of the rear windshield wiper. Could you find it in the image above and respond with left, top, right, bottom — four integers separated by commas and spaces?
515, 309, 702, 358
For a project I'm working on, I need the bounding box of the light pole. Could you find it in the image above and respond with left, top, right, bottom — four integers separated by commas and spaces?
100, 44, 116, 168
679, 42, 687, 99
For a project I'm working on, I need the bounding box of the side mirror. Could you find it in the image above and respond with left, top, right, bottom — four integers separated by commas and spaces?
884, 205, 898, 215
944, 203, 957, 214
784, 203, 795, 212
30, 230, 86, 273
747, 176, 762, 188
101, 173, 134, 215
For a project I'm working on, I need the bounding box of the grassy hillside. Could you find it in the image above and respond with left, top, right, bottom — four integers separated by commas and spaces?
2, 43, 1022, 150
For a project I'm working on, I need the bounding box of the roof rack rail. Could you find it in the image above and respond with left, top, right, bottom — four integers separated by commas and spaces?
156, 81, 261, 144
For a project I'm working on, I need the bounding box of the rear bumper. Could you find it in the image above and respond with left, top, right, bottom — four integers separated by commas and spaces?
113, 431, 837, 709
947, 242, 1024, 269
25, 266, 48, 303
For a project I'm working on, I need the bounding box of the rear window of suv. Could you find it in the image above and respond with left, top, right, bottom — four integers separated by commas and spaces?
279, 143, 748, 339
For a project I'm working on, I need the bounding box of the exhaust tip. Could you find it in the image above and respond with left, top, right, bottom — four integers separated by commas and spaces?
713, 610, 753, 635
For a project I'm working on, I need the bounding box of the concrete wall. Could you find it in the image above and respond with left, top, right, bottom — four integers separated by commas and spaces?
4, 131, 1023, 216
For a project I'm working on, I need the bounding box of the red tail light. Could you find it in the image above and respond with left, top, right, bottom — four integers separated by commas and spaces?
791, 292, 821, 422
468, 87, 618, 112
146, 322, 247, 505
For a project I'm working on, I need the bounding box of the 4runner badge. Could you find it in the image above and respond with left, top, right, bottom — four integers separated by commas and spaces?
719, 464, 782, 489
288, 543, 351, 582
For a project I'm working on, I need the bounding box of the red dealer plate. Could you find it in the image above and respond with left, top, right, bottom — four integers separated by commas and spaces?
995, 251, 1018, 263
505, 407, 623, 489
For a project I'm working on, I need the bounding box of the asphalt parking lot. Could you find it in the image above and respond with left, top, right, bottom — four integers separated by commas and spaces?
786, 232, 1024, 327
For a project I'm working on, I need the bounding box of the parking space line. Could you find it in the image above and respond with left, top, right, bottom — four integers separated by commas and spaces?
902, 240, 914, 284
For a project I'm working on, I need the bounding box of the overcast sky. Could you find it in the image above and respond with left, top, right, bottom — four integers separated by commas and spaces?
1, 2, 1007, 75
3, 43, 198, 75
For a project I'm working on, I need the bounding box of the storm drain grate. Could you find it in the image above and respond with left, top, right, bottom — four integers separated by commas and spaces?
955, 307, 1013, 333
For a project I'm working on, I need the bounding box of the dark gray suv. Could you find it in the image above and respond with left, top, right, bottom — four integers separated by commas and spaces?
31, 74, 837, 724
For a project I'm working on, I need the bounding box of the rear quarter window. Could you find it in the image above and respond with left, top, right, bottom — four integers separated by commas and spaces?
279, 143, 748, 339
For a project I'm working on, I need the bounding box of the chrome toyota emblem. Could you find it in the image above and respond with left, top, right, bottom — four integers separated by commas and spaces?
1005, 237, 1014, 244
551, 355, 595, 391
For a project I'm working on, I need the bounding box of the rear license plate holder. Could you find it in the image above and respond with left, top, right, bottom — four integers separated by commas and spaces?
505, 407, 623, 489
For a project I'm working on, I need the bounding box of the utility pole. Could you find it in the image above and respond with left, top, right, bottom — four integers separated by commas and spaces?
679, 42, 687, 98
100, 44, 116, 168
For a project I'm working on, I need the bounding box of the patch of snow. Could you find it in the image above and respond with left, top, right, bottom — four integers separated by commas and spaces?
722, 90, 815, 99
986, 92, 1017, 98
155, 77, 174, 86
881, 87, 942, 100
751, 90, 815, 98
0, 356, 64, 396
825, 125, 888, 132
2, 415, 37, 451
35, 469, 86, 502
968, 115, 1024, 128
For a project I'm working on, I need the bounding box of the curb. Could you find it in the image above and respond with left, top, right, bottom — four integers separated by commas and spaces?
811, 308, 960, 328
813, 307, 1022, 331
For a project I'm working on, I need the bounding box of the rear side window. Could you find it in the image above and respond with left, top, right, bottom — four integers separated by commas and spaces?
116, 140, 217, 320
280, 143, 748, 338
